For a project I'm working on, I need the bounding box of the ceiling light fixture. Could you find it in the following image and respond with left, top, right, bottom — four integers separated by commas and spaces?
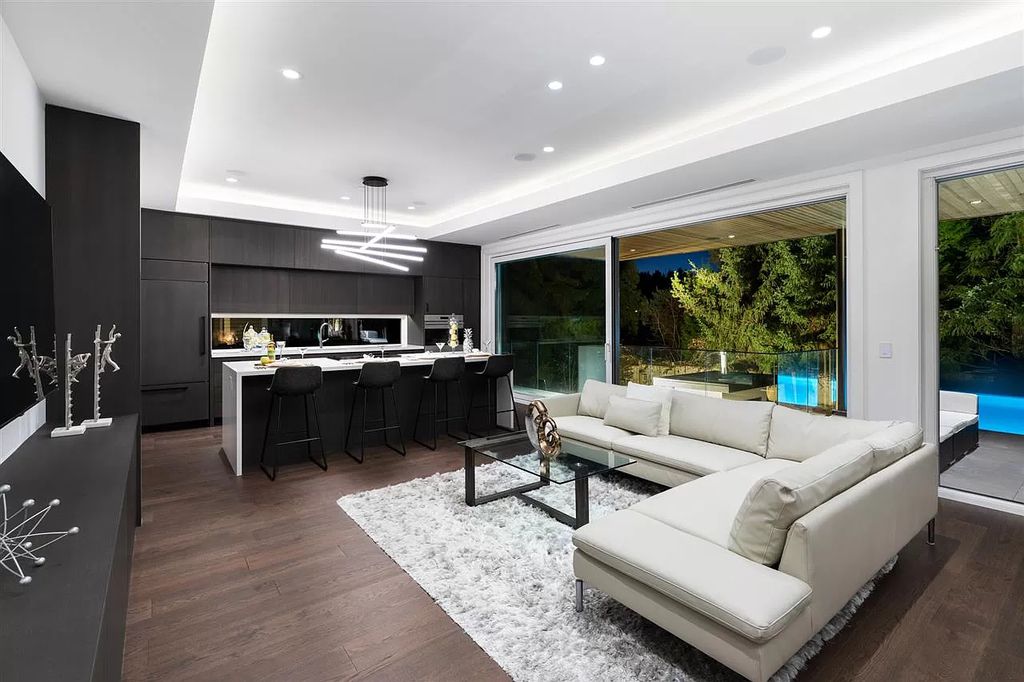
281, 68, 302, 80
727, 234, 736, 239
811, 26, 832, 39
970, 199, 983, 205
542, 146, 555, 153
321, 176, 427, 269
589, 55, 606, 66
547, 80, 563, 91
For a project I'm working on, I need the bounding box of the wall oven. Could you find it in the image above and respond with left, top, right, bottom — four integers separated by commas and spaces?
423, 314, 463, 349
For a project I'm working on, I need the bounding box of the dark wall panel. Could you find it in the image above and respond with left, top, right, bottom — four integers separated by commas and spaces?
210, 266, 291, 314
46, 106, 140, 418
211, 218, 295, 268
141, 209, 209, 262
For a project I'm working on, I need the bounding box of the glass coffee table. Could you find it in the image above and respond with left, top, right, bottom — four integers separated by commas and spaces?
462, 432, 635, 529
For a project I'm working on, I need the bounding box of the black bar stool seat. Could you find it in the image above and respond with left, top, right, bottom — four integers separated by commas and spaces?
467, 353, 519, 437
345, 360, 405, 463
259, 365, 328, 481
414, 356, 469, 450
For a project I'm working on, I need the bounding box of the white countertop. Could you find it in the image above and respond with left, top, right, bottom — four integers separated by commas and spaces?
211, 343, 423, 359
223, 351, 491, 377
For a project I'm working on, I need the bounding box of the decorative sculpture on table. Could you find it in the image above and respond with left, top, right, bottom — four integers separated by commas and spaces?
51, 334, 91, 438
35, 331, 58, 391
7, 326, 56, 401
81, 324, 121, 429
462, 328, 474, 354
526, 399, 562, 459
0, 484, 79, 585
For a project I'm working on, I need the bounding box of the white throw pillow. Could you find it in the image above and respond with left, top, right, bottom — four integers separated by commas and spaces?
602, 396, 663, 437
728, 440, 874, 565
578, 379, 627, 419
863, 421, 924, 473
626, 382, 673, 436
766, 405, 894, 462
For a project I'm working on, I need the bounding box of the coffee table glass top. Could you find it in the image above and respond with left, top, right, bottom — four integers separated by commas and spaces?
461, 432, 634, 484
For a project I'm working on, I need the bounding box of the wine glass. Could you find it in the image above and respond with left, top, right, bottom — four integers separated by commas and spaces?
435, 342, 445, 354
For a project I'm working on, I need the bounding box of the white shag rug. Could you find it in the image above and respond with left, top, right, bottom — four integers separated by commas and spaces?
337, 463, 894, 682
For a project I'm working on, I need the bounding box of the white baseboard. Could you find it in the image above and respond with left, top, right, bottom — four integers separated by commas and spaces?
938, 486, 1024, 518
0, 400, 47, 466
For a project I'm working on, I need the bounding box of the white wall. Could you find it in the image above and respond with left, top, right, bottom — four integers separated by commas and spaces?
0, 13, 45, 195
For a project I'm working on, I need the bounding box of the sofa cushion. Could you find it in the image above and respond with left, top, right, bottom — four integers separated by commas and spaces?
573, 510, 812, 642
729, 440, 875, 565
668, 391, 775, 456
628, 458, 793, 547
766, 405, 893, 462
626, 382, 673, 435
556, 414, 633, 450
602, 396, 662, 437
612, 434, 764, 478
578, 380, 627, 419
863, 422, 924, 473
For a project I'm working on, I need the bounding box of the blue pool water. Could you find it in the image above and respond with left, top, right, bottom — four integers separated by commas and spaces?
975, 393, 1024, 435
777, 375, 837, 409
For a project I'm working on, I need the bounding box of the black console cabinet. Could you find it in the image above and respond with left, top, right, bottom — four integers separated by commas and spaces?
0, 415, 140, 682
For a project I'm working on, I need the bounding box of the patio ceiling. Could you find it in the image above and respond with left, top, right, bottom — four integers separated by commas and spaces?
939, 167, 1024, 220
619, 199, 845, 260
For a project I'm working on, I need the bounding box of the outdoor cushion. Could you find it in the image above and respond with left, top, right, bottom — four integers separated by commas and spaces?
556, 414, 633, 450
940, 390, 978, 415
863, 422, 924, 473
729, 440, 875, 565
612, 434, 763, 478
603, 396, 663, 437
626, 382, 673, 435
628, 458, 792, 547
939, 410, 978, 431
766, 405, 893, 462
578, 379, 627, 419
573, 510, 812, 643
939, 423, 956, 443
668, 391, 775, 456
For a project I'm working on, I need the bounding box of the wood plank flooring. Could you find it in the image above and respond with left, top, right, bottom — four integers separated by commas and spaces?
125, 427, 1024, 681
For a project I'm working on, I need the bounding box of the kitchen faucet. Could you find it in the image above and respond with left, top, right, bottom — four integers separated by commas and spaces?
317, 322, 330, 348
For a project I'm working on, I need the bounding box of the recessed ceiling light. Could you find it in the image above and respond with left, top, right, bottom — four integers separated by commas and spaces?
970, 199, 983, 205
407, 205, 416, 210
280, 68, 302, 80
340, 195, 350, 201
225, 176, 238, 183
727, 234, 736, 239
589, 55, 606, 66
811, 26, 832, 39
547, 80, 563, 91
629, 248, 636, 253
542, 146, 555, 153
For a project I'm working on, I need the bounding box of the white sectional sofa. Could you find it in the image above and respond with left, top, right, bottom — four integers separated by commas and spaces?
543, 380, 937, 682
938, 390, 979, 471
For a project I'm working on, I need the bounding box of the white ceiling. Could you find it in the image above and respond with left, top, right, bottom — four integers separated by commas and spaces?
3, 1, 1023, 241
0, 0, 214, 210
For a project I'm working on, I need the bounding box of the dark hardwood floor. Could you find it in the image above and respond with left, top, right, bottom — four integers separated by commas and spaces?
125, 426, 1024, 681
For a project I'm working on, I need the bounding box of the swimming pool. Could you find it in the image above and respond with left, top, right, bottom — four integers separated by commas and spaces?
975, 393, 1024, 435
777, 374, 837, 409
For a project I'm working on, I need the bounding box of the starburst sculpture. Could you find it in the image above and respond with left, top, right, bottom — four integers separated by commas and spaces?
0, 484, 79, 585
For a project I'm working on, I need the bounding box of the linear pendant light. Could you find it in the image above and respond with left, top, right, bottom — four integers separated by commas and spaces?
322, 175, 427, 269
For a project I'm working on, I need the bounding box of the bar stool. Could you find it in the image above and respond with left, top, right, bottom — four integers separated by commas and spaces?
344, 360, 405, 463
259, 365, 328, 481
414, 356, 468, 450
467, 353, 519, 437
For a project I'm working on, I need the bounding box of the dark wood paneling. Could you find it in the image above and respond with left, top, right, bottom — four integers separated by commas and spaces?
210, 266, 291, 314
46, 105, 140, 418
293, 227, 364, 273
141, 382, 208, 427
288, 270, 359, 313
425, 242, 479, 278
141, 259, 208, 282
0, 416, 139, 682
422, 276, 464, 315
463, 277, 482, 337
141, 209, 209, 262
210, 218, 295, 268
358, 274, 415, 314
141, 279, 209, 385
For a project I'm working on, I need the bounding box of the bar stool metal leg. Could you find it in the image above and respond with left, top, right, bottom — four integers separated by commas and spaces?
344, 386, 366, 464
389, 387, 407, 456
309, 394, 328, 471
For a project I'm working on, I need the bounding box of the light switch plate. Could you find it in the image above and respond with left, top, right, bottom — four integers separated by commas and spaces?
879, 342, 893, 359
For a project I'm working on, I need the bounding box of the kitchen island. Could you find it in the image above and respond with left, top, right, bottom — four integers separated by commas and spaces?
221, 352, 507, 475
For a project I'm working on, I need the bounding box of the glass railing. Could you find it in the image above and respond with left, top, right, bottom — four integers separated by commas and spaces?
504, 339, 607, 396
619, 345, 842, 414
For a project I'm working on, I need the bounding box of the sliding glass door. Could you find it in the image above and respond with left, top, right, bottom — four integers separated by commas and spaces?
495, 241, 611, 396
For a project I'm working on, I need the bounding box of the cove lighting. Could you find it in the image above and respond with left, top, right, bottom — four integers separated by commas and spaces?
321, 238, 427, 253
335, 230, 417, 240
547, 80, 563, 91
811, 26, 832, 39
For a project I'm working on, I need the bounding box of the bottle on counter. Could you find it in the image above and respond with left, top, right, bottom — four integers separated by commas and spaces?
259, 326, 271, 349
243, 324, 257, 352
267, 340, 276, 362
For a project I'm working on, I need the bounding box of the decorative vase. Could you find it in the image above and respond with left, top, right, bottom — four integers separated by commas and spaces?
526, 400, 562, 459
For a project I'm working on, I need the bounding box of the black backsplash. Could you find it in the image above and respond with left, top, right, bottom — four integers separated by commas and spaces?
212, 316, 403, 349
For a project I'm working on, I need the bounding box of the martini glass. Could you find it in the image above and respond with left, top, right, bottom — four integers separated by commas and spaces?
435, 342, 445, 354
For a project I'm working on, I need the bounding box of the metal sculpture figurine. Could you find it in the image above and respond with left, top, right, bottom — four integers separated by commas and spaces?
81, 324, 121, 429
34, 330, 58, 390
7, 326, 49, 401
0, 484, 79, 585
526, 399, 562, 459
51, 334, 90, 438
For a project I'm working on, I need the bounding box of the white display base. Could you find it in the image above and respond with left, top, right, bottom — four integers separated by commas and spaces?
51, 425, 87, 438
80, 417, 113, 429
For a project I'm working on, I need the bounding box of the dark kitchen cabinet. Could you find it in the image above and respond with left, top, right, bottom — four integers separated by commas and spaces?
211, 266, 291, 314
358, 274, 415, 314
141, 382, 209, 427
463, 278, 481, 335
421, 276, 464, 315
289, 270, 359, 313
142, 210, 210, 262
293, 227, 362, 273
141, 279, 209, 386
211, 218, 295, 268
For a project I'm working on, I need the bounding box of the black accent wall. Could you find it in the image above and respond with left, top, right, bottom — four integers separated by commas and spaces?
46, 106, 141, 419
